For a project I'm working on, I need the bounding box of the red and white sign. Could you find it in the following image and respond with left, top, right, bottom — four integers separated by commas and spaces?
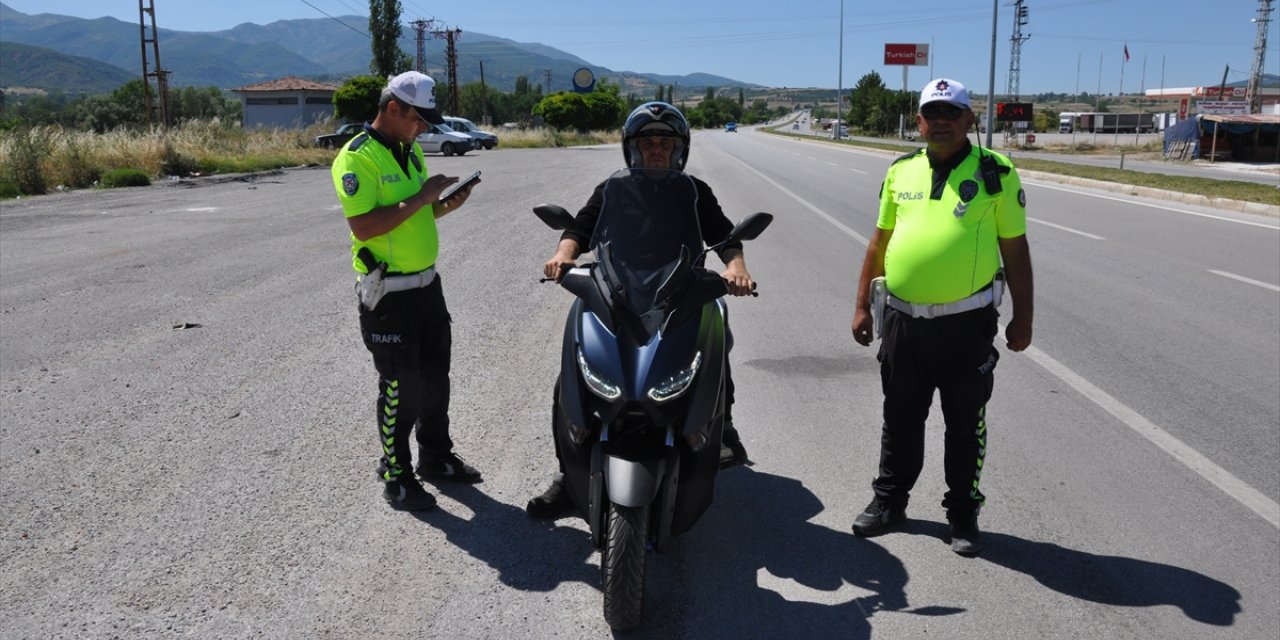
884, 43, 929, 66
1192, 86, 1247, 98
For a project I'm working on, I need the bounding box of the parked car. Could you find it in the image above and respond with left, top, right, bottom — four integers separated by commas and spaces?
314, 122, 363, 149
725, 121, 737, 132
443, 116, 499, 150
417, 123, 473, 156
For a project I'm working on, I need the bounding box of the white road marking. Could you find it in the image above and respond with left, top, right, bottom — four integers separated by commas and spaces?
1027, 218, 1105, 240
185, 207, 218, 212
1209, 269, 1280, 292
849, 168, 868, 175
1028, 182, 1280, 230
724, 152, 1280, 529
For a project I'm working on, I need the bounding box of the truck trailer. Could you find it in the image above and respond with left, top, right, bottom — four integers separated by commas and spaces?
1065, 112, 1156, 134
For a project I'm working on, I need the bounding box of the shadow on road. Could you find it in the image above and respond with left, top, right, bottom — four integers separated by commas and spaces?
633, 468, 959, 639
902, 521, 1242, 625
412, 482, 600, 592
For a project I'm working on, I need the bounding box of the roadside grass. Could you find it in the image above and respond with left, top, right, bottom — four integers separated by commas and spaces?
0, 120, 623, 198
764, 129, 1279, 207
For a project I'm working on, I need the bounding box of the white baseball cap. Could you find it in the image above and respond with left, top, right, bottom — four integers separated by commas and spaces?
919, 78, 970, 110
387, 71, 445, 124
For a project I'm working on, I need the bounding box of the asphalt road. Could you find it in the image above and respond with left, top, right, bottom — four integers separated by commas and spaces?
1, 136, 1277, 639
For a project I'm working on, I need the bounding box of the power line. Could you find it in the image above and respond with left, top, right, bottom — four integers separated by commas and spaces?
295, 0, 369, 38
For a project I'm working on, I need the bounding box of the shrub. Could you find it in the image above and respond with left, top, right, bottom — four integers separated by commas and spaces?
3, 127, 50, 195
161, 140, 199, 177
0, 181, 20, 199
100, 168, 152, 188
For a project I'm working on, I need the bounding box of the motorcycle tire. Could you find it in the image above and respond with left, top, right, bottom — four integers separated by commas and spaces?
601, 503, 647, 630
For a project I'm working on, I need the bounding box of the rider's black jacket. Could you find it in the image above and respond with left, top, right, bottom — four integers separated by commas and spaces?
560, 174, 744, 262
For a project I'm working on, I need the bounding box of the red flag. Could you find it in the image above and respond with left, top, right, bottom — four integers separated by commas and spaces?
1124, 45, 1130, 62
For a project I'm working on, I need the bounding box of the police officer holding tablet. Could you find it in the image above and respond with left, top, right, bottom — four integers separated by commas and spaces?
849, 78, 1034, 556
331, 71, 482, 512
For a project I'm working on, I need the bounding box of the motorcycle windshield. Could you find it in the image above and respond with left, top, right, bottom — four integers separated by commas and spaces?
590, 168, 703, 321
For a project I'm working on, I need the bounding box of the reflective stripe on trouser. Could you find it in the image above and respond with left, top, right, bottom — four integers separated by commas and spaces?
872, 304, 997, 514
376, 379, 403, 481
359, 276, 454, 481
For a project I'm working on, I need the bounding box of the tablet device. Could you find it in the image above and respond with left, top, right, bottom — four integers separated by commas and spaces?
440, 170, 481, 202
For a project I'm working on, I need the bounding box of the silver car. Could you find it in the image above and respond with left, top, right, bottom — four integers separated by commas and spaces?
443, 117, 499, 150
416, 123, 474, 156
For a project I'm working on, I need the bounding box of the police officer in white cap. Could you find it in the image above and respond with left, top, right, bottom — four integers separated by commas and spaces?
848, 78, 1035, 556
330, 71, 483, 511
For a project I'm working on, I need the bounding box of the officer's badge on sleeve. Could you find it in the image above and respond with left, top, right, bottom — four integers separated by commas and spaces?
342, 172, 359, 196
958, 180, 979, 203
1017, 188, 1026, 207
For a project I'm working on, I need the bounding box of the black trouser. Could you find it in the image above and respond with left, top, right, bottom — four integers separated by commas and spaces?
872, 304, 999, 517
359, 275, 453, 482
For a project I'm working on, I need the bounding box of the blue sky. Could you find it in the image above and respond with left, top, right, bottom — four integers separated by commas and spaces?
4, 0, 1275, 96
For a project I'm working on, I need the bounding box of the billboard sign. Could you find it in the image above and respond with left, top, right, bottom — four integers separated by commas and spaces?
884, 43, 929, 66
1196, 101, 1248, 115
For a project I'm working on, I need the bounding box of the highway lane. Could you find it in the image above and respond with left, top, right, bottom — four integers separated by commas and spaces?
0, 141, 1276, 639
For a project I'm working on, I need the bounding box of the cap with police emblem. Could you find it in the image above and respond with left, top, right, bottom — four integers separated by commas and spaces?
386, 71, 445, 124
919, 78, 970, 110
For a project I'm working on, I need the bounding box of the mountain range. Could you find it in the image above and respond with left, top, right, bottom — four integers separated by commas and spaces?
0, 3, 754, 95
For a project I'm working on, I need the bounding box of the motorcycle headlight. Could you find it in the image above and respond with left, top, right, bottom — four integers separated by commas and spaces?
647, 351, 702, 403
578, 348, 621, 401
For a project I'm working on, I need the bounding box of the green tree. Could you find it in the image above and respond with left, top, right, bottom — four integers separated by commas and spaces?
848, 72, 887, 130
368, 0, 407, 78
533, 80, 625, 131
333, 75, 386, 124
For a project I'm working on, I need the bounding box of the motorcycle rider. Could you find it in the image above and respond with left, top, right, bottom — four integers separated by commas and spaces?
527, 102, 756, 518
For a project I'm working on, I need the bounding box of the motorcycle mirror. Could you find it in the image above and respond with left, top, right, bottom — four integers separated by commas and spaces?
728, 212, 773, 243
533, 204, 575, 231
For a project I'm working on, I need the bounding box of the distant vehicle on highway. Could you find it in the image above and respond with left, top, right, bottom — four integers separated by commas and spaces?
725, 122, 737, 132
314, 123, 362, 149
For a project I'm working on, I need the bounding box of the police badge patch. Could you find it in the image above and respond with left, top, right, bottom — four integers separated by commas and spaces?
958, 180, 979, 203
1017, 188, 1026, 207
342, 172, 359, 196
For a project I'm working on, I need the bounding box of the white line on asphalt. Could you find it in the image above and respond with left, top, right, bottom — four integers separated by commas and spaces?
1027, 218, 1105, 240
1209, 269, 1280, 292
725, 151, 1280, 529
185, 207, 218, 212
849, 168, 868, 175
1028, 182, 1280, 230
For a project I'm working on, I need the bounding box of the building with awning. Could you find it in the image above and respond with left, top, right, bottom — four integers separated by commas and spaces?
1163, 113, 1280, 162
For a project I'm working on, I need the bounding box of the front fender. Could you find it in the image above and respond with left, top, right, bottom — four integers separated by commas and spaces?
605, 455, 666, 507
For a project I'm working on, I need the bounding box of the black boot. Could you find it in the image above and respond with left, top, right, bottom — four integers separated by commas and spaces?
949, 511, 983, 557
526, 474, 574, 519
719, 422, 749, 469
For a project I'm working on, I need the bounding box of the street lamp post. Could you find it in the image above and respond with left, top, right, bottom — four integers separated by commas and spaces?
836, 0, 844, 141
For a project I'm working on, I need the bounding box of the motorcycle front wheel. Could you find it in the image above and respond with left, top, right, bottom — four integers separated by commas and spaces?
601, 503, 648, 630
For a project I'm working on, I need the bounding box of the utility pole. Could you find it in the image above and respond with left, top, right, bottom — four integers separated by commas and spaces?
478, 60, 488, 125
1247, 0, 1273, 114
410, 18, 437, 73
1005, 0, 1030, 144
431, 26, 462, 115
137, 0, 170, 129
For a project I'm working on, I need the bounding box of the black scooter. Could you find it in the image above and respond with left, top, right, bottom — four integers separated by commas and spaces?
533, 168, 772, 630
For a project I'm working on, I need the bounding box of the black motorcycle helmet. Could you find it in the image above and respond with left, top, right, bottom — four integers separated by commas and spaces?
622, 101, 691, 170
